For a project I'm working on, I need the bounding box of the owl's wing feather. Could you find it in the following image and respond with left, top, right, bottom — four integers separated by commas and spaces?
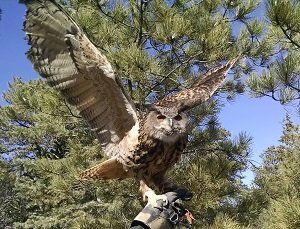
24, 0, 139, 157
155, 58, 238, 111
79, 157, 131, 180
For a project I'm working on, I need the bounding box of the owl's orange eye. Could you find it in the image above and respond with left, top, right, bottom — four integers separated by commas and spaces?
157, 115, 166, 120
174, 115, 182, 121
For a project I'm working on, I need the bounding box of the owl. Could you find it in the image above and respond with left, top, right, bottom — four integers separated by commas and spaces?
23, 0, 237, 201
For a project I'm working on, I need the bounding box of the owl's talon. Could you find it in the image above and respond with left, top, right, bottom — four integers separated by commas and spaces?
144, 190, 168, 206
143, 190, 155, 202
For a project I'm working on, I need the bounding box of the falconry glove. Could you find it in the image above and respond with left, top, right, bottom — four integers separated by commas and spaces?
131, 188, 194, 229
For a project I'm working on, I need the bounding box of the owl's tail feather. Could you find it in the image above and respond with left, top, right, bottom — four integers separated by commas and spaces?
79, 157, 131, 180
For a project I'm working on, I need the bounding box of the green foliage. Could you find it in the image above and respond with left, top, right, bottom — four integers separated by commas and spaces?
0, 160, 28, 228
247, 0, 300, 106
247, 51, 300, 104
0, 78, 93, 159
208, 213, 250, 229
172, 129, 251, 227
238, 117, 300, 228
0, 79, 147, 228
4, 0, 297, 228
0, 79, 250, 228
259, 196, 300, 229
62, 0, 268, 105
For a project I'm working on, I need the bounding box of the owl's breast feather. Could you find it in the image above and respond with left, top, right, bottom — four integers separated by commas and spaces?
124, 133, 188, 175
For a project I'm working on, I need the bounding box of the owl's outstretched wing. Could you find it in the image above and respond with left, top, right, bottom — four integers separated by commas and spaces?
155, 58, 238, 111
23, 0, 139, 157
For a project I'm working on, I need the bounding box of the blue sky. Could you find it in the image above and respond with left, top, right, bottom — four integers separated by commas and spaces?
0, 1, 297, 185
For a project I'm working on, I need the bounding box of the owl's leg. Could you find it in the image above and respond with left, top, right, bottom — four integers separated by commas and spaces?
139, 179, 152, 197
136, 170, 155, 201
139, 179, 167, 203
139, 179, 154, 201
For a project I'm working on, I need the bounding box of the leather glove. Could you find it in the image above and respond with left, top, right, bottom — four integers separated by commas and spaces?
130, 188, 192, 229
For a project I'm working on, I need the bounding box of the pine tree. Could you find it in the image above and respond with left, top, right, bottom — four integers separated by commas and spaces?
238, 117, 300, 229
0, 80, 251, 228
256, 117, 300, 229
0, 79, 143, 228
0, 160, 28, 228
247, 0, 300, 106
0, 0, 277, 228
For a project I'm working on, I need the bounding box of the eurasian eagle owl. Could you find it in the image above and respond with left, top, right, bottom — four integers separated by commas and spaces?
23, 0, 238, 201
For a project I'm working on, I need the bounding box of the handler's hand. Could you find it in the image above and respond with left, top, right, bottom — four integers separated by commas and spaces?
130, 188, 193, 229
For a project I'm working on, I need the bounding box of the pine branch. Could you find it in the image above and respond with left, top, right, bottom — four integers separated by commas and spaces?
260, 89, 300, 103
285, 81, 300, 93
281, 27, 300, 48
63, 100, 82, 119
277, 22, 300, 49
260, 91, 281, 102
36, 106, 81, 119
13, 119, 32, 128
145, 51, 204, 98
183, 147, 227, 155
94, 0, 135, 29
136, 0, 144, 46
248, 159, 260, 169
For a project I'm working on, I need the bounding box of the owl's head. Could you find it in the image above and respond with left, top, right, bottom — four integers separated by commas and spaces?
144, 106, 188, 142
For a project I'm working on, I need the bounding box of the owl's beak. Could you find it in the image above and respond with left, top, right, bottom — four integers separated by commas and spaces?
169, 118, 173, 127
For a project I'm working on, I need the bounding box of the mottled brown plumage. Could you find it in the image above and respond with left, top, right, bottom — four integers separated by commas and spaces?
23, 0, 237, 200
